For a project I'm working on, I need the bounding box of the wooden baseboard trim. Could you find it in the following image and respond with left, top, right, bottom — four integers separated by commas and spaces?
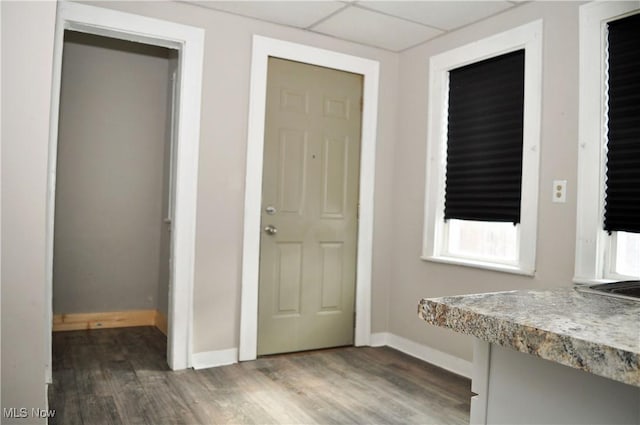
155, 310, 168, 336
53, 309, 170, 334
53, 309, 157, 332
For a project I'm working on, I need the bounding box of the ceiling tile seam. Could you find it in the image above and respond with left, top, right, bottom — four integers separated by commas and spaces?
351, 3, 447, 33
398, 35, 447, 54
179, 1, 310, 31
307, 29, 401, 53
306, 3, 352, 30
395, 1, 526, 53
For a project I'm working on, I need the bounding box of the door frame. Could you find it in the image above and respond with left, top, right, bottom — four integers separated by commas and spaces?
45, 2, 204, 378
239, 35, 380, 361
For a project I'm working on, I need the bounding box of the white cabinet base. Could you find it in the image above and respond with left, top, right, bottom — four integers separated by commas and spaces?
472, 340, 640, 425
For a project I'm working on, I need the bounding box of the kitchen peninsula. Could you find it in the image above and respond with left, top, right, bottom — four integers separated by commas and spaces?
419, 287, 639, 424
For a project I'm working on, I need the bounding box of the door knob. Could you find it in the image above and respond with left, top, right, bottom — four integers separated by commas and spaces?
264, 225, 278, 235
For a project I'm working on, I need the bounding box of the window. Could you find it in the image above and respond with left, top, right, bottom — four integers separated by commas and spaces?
423, 20, 542, 275
576, 3, 640, 283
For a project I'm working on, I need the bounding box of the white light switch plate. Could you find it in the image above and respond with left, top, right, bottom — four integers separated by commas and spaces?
552, 180, 567, 203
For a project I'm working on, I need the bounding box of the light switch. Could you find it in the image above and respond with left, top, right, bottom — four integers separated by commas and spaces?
552, 180, 567, 203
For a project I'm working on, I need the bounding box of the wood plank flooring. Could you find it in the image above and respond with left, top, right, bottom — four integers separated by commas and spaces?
49, 327, 471, 424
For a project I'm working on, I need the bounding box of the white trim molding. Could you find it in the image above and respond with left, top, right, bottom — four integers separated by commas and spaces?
574, 1, 640, 284
370, 332, 472, 379
239, 35, 380, 361
422, 20, 543, 276
47, 2, 204, 372
192, 348, 239, 370
470, 339, 491, 425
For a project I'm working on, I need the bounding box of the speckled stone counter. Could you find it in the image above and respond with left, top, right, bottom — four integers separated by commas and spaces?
419, 287, 640, 387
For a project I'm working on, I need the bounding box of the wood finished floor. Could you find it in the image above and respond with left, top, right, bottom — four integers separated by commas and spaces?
49, 327, 471, 425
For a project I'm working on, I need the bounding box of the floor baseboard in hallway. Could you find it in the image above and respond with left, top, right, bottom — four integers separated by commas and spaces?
49, 326, 471, 424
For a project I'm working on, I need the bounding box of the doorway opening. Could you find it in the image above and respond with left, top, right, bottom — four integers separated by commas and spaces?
51, 29, 175, 355
46, 2, 204, 379
239, 36, 380, 361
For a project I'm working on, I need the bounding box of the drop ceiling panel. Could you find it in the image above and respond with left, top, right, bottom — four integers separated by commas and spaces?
183, 1, 520, 52
188, 1, 346, 28
312, 6, 443, 51
357, 1, 514, 31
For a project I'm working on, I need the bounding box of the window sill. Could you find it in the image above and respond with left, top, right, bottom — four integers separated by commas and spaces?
421, 254, 535, 277
573, 276, 634, 286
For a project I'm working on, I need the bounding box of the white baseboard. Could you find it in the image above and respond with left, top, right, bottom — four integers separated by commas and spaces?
370, 332, 472, 379
191, 348, 238, 370
189, 335, 471, 378
370, 332, 388, 347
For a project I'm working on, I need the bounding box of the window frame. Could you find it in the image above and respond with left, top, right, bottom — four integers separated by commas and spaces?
422, 20, 543, 276
575, 2, 640, 284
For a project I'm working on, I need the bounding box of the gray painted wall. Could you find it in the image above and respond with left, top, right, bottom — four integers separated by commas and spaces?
53, 32, 172, 314
1, 2, 57, 422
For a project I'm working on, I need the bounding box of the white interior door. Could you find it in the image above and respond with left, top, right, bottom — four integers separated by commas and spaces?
257, 57, 363, 355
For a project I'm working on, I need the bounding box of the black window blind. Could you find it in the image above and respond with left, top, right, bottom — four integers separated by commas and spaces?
604, 12, 640, 234
444, 49, 525, 223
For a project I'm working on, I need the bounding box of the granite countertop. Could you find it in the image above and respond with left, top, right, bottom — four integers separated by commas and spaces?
418, 287, 640, 387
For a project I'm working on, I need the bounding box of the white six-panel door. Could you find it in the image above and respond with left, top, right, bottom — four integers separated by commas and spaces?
257, 57, 363, 355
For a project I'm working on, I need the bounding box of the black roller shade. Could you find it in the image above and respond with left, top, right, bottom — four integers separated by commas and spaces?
444, 50, 525, 223
604, 13, 640, 234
